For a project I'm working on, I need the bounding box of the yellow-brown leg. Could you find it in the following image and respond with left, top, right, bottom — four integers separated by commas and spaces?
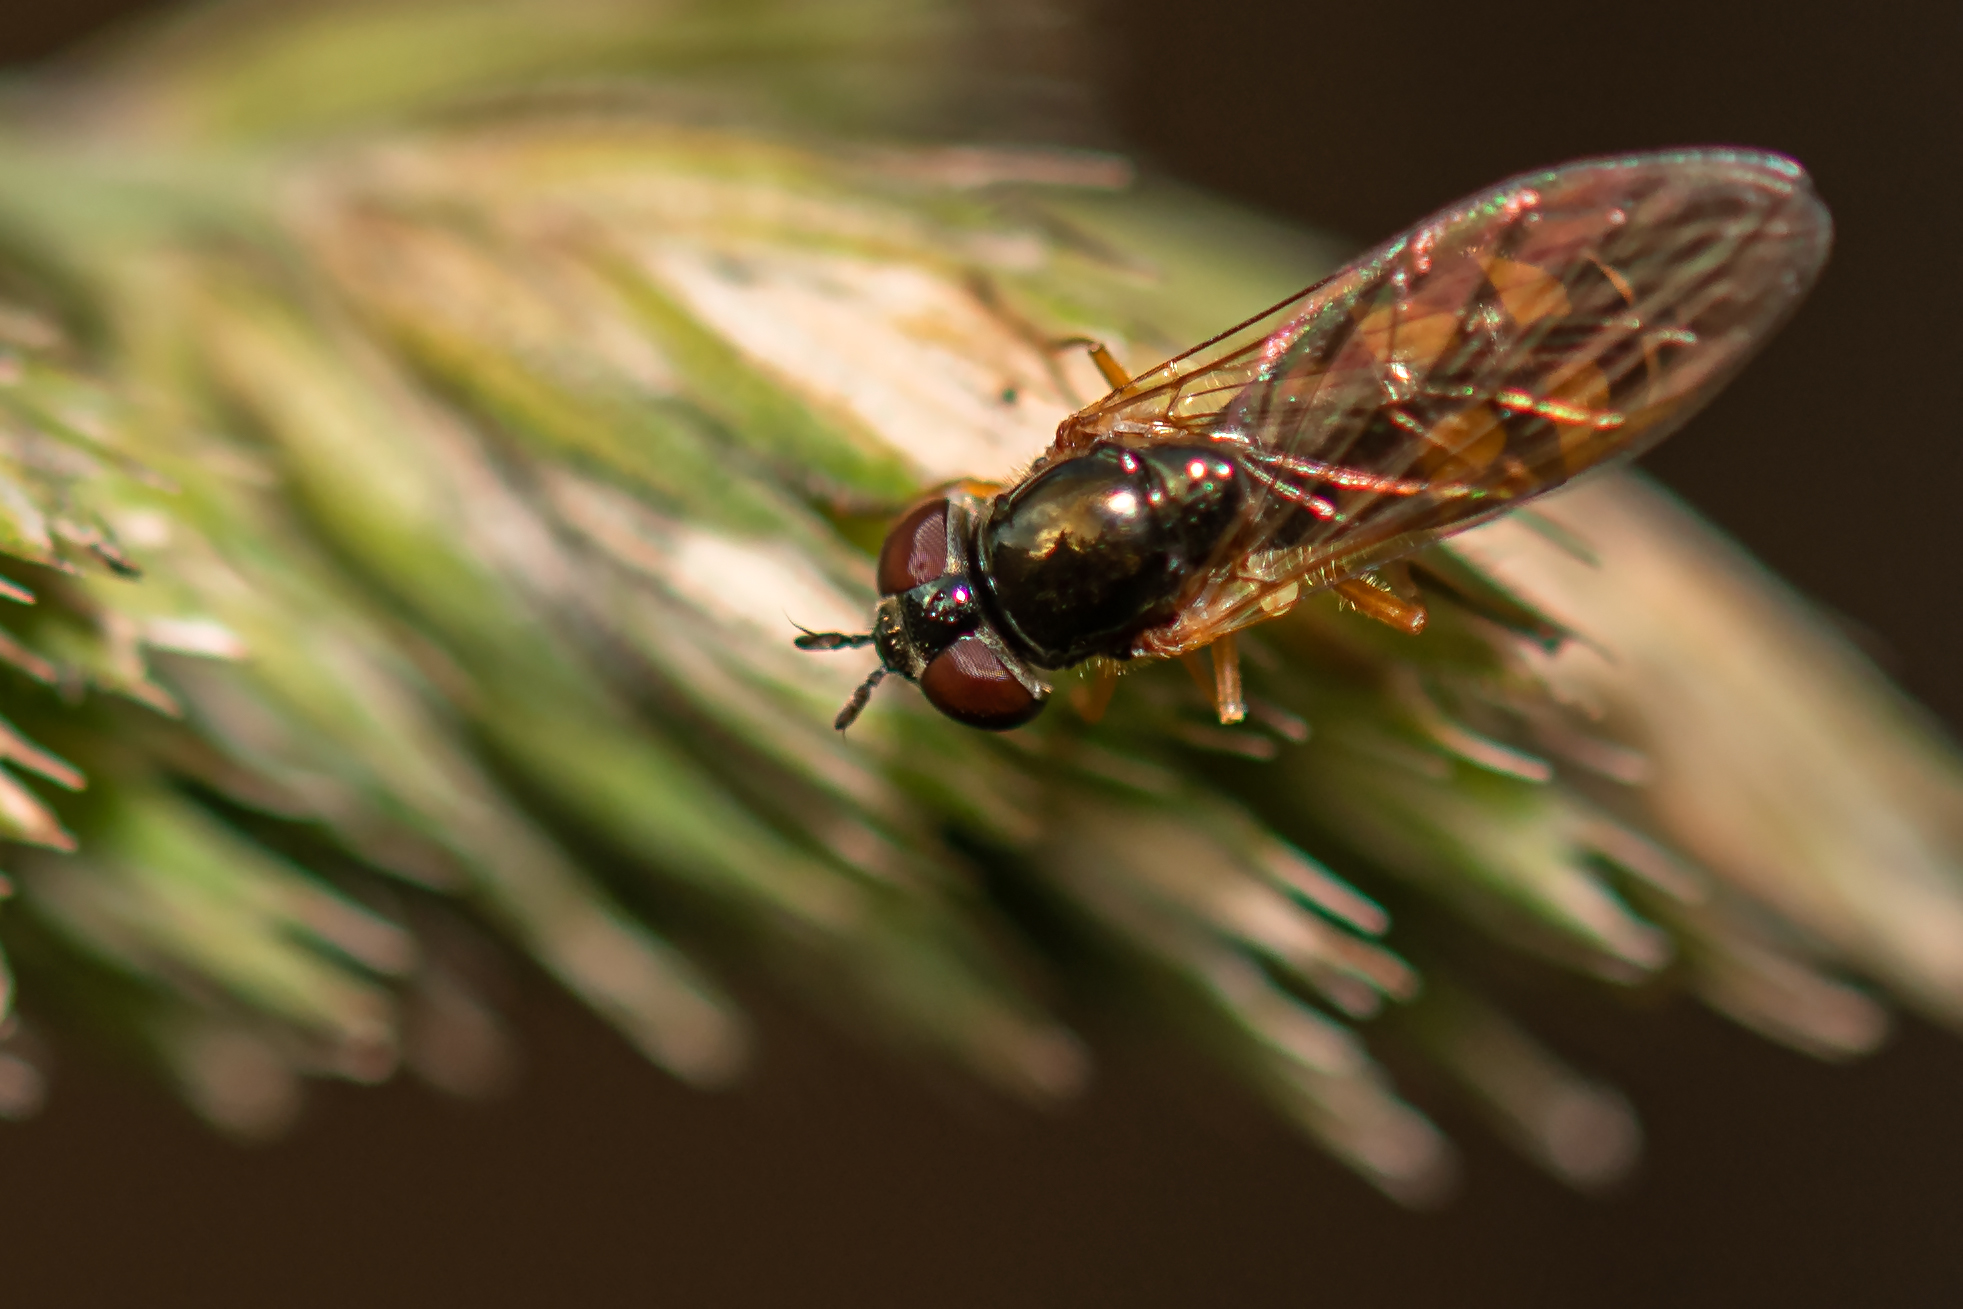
1084, 342, 1134, 391
964, 273, 1133, 401
1334, 577, 1429, 635
1210, 634, 1247, 725
948, 478, 1008, 501
1049, 335, 1132, 391
1179, 651, 1212, 699
1070, 665, 1120, 723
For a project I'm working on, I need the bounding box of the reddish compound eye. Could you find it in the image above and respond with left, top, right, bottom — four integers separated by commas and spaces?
920, 636, 1044, 731
876, 499, 949, 595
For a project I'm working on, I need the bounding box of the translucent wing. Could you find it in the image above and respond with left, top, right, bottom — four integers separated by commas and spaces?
1052, 150, 1831, 659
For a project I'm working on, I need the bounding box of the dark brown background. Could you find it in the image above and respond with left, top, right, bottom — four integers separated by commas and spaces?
3, 2, 1961, 1305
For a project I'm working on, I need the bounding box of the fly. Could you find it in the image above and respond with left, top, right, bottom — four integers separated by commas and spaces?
797, 150, 1831, 731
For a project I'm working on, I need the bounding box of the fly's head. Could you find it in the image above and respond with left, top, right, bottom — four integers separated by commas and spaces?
797, 493, 1050, 732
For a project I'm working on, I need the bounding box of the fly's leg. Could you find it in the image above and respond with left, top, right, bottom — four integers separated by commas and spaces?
1179, 652, 1212, 701
964, 271, 1133, 406
1069, 663, 1120, 723
1210, 634, 1247, 724
1333, 577, 1429, 635
813, 477, 1009, 546
1045, 337, 1134, 453
949, 478, 1009, 501
1050, 336, 1134, 391
1177, 642, 1250, 724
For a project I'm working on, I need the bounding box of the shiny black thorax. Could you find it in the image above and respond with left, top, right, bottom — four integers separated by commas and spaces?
853, 442, 1246, 731
977, 443, 1245, 668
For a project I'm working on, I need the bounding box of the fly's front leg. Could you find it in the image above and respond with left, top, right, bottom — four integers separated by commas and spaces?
814, 478, 1009, 559
1049, 336, 1134, 391
1069, 661, 1121, 723
949, 478, 1008, 502
824, 477, 1008, 521
964, 271, 1133, 406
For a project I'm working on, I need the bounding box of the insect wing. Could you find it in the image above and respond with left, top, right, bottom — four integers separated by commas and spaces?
1056, 151, 1831, 659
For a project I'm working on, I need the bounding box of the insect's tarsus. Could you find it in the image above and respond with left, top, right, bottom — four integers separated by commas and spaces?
1050, 336, 1134, 391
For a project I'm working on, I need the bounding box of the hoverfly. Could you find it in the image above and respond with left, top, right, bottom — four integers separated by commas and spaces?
798, 150, 1831, 731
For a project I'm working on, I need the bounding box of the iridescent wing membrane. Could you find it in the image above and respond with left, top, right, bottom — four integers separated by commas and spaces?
1053, 151, 1831, 659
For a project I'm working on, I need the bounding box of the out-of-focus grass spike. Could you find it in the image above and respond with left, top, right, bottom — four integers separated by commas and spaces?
1033, 786, 1450, 1199
178, 272, 859, 927
20, 788, 407, 1079
0, 254, 763, 1085
1661, 894, 1890, 1060
143, 253, 1072, 1095
1288, 727, 1673, 978
1456, 477, 1963, 1028
1402, 980, 1641, 1191
1205, 952, 1453, 1205
1049, 789, 1418, 1017
71, 0, 1041, 148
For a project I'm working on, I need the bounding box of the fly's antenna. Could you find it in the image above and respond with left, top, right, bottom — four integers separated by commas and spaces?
833, 666, 887, 732
792, 623, 885, 731
792, 623, 876, 651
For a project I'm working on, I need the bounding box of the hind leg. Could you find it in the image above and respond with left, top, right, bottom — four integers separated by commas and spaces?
1049, 336, 1134, 391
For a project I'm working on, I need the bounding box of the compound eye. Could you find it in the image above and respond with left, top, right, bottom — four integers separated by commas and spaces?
876, 499, 949, 595
920, 636, 1044, 731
